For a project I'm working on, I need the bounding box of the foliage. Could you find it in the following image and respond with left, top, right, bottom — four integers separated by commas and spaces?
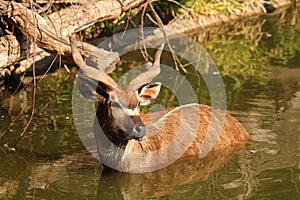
184, 0, 245, 15
202, 8, 300, 108
261, 9, 300, 66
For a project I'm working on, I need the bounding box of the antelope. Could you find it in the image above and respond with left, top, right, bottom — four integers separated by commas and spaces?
70, 37, 250, 172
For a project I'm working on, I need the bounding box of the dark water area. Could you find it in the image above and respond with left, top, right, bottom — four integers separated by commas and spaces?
0, 6, 299, 199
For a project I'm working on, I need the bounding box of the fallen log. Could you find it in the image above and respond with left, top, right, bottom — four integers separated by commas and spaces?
20, 0, 89, 4
0, 0, 149, 75
0, 1, 119, 74
0, 35, 22, 69
46, 0, 147, 37
0, 35, 46, 72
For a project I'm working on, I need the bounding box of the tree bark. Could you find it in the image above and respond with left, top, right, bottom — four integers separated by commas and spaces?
46, 0, 147, 37
0, 1, 122, 73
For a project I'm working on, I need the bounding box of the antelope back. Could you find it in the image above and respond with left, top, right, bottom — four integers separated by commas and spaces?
112, 104, 250, 172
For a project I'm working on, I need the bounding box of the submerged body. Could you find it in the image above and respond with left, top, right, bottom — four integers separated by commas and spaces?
94, 103, 250, 172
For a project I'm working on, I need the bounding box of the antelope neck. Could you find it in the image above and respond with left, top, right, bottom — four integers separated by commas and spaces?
95, 103, 130, 148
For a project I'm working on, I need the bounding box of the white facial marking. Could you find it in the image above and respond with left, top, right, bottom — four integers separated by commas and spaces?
112, 91, 140, 116
123, 107, 139, 116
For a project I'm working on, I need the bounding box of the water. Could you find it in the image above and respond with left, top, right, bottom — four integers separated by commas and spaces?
0, 6, 299, 200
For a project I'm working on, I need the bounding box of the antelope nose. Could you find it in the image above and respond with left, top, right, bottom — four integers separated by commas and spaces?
133, 124, 146, 140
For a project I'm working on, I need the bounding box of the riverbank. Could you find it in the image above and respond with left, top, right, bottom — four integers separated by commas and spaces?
0, 0, 296, 81
142, 0, 294, 43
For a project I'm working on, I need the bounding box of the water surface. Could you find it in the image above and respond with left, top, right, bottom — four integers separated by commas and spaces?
0, 6, 299, 200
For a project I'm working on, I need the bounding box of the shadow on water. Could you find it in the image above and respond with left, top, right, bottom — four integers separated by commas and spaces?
0, 144, 245, 199
0, 6, 299, 200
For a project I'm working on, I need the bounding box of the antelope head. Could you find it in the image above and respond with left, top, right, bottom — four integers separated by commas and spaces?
70, 37, 164, 142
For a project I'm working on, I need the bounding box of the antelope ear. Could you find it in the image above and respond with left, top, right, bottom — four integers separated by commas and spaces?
138, 82, 161, 106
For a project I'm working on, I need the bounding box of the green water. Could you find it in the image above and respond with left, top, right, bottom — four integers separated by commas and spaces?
0, 6, 299, 200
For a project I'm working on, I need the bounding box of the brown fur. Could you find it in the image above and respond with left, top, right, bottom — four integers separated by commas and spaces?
94, 103, 250, 172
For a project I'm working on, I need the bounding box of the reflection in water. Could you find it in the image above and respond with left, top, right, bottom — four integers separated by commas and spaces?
0, 5, 300, 200
97, 144, 245, 199
244, 67, 300, 174
234, 66, 300, 199
0, 145, 246, 199
0, 150, 102, 199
